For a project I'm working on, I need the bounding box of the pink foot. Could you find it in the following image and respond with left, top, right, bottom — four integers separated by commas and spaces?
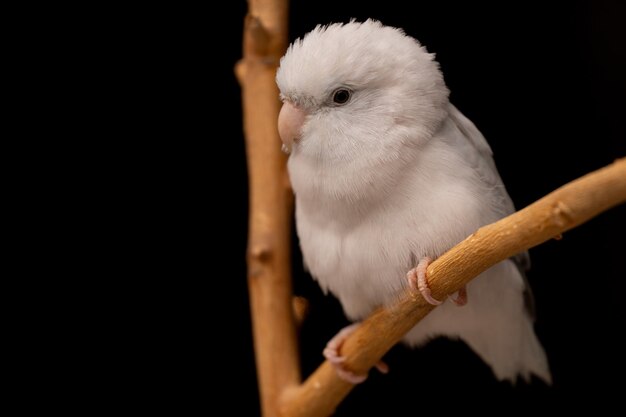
323, 323, 389, 384
407, 257, 468, 306
451, 285, 468, 306
407, 257, 442, 305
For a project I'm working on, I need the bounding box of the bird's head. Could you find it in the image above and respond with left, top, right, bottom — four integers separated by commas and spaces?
276, 19, 449, 168
276, 20, 450, 203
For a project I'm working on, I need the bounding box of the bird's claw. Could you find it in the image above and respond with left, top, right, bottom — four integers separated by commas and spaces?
407, 257, 468, 306
451, 286, 467, 306
407, 257, 442, 305
323, 323, 389, 384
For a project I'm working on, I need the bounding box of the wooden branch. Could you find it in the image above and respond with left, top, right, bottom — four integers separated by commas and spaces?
279, 157, 626, 417
237, 1, 299, 417
293, 296, 310, 327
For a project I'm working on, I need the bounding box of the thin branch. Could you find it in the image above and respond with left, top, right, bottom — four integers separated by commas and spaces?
279, 157, 626, 417
237, 1, 298, 417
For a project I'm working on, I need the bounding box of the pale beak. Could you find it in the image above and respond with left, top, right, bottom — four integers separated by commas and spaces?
278, 101, 306, 152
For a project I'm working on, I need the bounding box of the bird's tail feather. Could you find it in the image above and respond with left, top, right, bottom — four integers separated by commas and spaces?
514, 318, 552, 384
403, 260, 552, 384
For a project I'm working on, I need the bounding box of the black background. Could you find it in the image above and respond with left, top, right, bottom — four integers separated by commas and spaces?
217, 1, 625, 415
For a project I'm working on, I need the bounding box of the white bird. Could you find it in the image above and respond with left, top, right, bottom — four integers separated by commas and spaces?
276, 19, 551, 384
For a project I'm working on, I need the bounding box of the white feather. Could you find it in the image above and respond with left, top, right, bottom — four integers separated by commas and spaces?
277, 19, 551, 383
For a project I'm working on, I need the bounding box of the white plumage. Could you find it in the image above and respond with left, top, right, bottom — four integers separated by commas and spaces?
276, 19, 551, 383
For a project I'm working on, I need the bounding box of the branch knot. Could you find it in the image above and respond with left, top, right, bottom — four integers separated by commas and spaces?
552, 201, 574, 227
244, 14, 271, 57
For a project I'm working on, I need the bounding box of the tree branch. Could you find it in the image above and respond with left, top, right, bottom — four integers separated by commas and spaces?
237, 1, 298, 417
279, 157, 626, 417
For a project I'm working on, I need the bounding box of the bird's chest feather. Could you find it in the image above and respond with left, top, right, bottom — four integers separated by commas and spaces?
294, 173, 494, 320
296, 206, 413, 319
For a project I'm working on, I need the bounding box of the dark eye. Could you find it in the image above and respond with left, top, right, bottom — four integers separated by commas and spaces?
332, 88, 351, 105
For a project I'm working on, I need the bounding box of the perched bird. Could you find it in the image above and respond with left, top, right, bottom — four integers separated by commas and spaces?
276, 19, 551, 384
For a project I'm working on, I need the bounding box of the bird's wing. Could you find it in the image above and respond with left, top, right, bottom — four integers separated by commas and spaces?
447, 103, 494, 160
512, 252, 536, 320
446, 103, 516, 216
447, 103, 535, 317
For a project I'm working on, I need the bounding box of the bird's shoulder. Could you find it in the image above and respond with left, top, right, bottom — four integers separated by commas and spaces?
434, 103, 516, 217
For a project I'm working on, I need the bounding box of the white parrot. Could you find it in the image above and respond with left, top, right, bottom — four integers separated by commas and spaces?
276, 19, 551, 384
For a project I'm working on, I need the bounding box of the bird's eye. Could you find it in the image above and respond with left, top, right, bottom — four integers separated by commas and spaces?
332, 88, 351, 105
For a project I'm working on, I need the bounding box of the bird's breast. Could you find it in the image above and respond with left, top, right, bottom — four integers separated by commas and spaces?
295, 198, 418, 319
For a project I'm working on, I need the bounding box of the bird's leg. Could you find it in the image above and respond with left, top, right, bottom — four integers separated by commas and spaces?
407, 257, 441, 305
323, 323, 389, 384
407, 257, 469, 306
